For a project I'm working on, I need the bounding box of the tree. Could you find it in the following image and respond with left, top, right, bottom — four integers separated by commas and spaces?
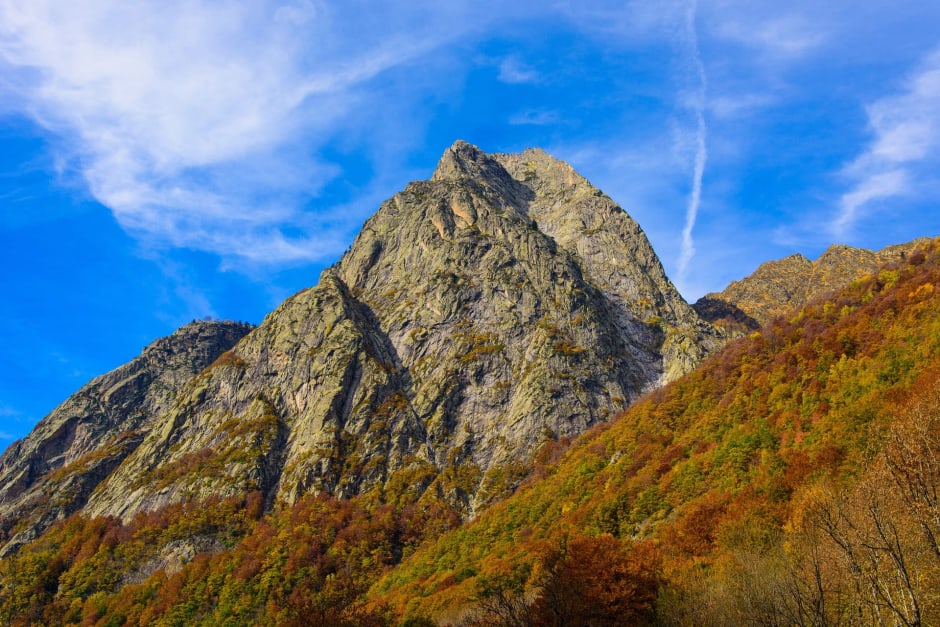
883, 377, 940, 561
530, 534, 661, 626
469, 562, 534, 627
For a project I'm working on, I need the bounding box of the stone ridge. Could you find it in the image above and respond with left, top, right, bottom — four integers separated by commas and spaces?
0, 320, 252, 554
694, 239, 930, 328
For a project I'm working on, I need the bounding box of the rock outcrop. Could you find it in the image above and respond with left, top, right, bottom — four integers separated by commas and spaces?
0, 321, 252, 554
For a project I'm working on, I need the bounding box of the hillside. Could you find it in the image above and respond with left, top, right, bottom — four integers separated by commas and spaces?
371, 238, 940, 624
1, 237, 936, 624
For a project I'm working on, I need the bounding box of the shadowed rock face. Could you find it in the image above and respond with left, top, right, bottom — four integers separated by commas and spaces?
691, 297, 760, 335
2, 141, 724, 531
695, 241, 930, 329
0, 321, 252, 554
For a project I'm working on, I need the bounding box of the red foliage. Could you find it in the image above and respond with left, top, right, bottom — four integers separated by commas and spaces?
531, 535, 662, 626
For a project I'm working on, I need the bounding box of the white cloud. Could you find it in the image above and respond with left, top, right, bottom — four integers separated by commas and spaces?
274, 0, 318, 26
866, 64, 940, 162
0, 1, 503, 264
712, 12, 824, 60
676, 0, 708, 288
708, 93, 774, 119
0, 0, 742, 280
835, 170, 910, 235
834, 47, 940, 235
509, 109, 560, 126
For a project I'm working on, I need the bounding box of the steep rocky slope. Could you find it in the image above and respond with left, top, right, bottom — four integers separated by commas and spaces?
0, 321, 251, 554
72, 141, 720, 521
493, 148, 719, 381
694, 240, 927, 328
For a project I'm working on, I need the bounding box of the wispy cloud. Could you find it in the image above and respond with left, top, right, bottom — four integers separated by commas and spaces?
708, 93, 775, 119
676, 0, 708, 286
834, 47, 940, 236
712, 12, 824, 61
834, 170, 910, 235
0, 406, 20, 439
0, 1, 500, 265
498, 55, 539, 84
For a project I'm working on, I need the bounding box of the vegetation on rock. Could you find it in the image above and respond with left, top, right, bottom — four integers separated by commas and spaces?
0, 321, 253, 556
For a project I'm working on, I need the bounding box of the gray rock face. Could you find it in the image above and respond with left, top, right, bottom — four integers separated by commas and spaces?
5, 141, 725, 527
493, 148, 722, 381
0, 321, 251, 554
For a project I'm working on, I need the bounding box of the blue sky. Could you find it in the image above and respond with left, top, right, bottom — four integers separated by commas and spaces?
2, 0, 940, 442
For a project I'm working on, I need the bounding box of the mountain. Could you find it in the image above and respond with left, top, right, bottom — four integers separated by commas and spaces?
694, 240, 927, 329
0, 321, 251, 554
1, 140, 937, 624
4, 236, 934, 625
1, 141, 722, 537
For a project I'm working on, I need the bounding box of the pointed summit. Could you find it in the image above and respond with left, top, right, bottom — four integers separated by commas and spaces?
431, 139, 512, 185
431, 140, 531, 204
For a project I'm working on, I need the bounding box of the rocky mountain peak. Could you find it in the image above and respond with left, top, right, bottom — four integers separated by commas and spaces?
431, 139, 491, 180
2, 142, 725, 529
425, 140, 533, 228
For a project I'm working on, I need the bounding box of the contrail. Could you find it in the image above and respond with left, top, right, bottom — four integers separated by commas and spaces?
677, 0, 707, 284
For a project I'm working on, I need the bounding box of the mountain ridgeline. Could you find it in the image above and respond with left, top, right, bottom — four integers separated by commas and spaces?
0, 321, 252, 553
694, 240, 928, 330
0, 141, 721, 550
